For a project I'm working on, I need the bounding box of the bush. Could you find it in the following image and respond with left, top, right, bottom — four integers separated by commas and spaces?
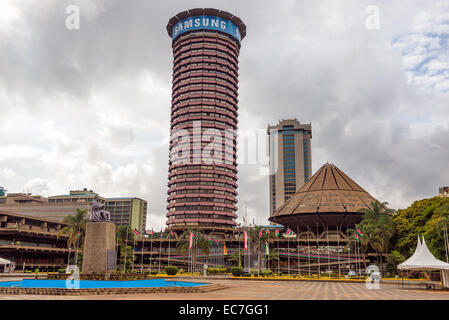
262, 270, 273, 277
24, 270, 32, 273
165, 266, 179, 275
58, 269, 66, 274
34, 268, 39, 274
207, 268, 226, 274
150, 271, 158, 275
230, 267, 243, 276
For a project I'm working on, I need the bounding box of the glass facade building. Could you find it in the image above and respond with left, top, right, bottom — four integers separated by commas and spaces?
268, 119, 312, 216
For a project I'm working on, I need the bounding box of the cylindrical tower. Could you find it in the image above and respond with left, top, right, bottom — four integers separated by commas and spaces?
165, 8, 246, 236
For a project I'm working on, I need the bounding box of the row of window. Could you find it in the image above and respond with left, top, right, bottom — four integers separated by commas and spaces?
172, 111, 237, 123
176, 49, 238, 65
169, 205, 235, 213
168, 214, 234, 221
174, 31, 240, 51
169, 197, 235, 204
174, 69, 237, 83
173, 83, 237, 95
175, 55, 238, 70
169, 173, 236, 181
169, 164, 236, 173
169, 189, 236, 197
173, 76, 238, 91
169, 181, 236, 188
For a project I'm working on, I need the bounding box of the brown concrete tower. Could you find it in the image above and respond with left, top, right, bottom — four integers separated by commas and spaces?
165, 9, 246, 236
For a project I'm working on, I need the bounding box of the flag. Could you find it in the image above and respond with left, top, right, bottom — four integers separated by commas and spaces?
274, 229, 280, 237
258, 230, 262, 238
285, 228, 292, 236
356, 228, 365, 237
354, 233, 362, 241
76, 231, 81, 240
189, 231, 193, 250
223, 242, 227, 255
244, 231, 248, 250
266, 229, 270, 234
133, 229, 140, 236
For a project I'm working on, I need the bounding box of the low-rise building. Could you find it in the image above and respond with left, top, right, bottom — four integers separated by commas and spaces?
0, 189, 148, 231
0, 210, 71, 271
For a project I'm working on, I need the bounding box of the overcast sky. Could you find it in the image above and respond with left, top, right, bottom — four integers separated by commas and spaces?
1, 0, 448, 230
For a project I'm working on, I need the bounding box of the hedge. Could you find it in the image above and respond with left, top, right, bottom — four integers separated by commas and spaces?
165, 266, 179, 275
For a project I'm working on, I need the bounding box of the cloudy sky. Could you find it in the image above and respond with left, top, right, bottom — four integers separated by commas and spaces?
1, 0, 448, 229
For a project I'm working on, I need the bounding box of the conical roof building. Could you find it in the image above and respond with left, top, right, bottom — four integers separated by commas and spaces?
269, 163, 379, 232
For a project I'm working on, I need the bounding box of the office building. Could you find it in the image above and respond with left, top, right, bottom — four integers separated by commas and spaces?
268, 119, 312, 216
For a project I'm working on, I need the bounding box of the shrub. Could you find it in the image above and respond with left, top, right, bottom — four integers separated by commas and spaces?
262, 270, 272, 277
24, 270, 32, 273
150, 271, 158, 275
34, 268, 39, 274
58, 269, 66, 274
231, 267, 243, 276
165, 266, 179, 275
207, 268, 226, 274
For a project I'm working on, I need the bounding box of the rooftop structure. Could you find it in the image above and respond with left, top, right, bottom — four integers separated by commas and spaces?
269, 163, 379, 232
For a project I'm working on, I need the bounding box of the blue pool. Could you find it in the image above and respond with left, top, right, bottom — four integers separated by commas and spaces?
0, 279, 206, 289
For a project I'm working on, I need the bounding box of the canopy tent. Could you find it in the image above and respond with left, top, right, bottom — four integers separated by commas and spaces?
0, 257, 13, 273
398, 236, 449, 288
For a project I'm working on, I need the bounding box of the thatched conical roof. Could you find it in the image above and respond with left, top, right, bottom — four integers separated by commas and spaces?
269, 163, 378, 229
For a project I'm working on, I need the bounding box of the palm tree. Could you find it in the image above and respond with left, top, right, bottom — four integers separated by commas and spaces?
176, 229, 211, 271
247, 226, 273, 273
266, 249, 279, 272
357, 200, 395, 274
58, 209, 88, 248
117, 225, 133, 246
58, 209, 89, 266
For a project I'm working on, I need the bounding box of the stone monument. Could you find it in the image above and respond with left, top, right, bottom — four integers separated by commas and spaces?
82, 198, 117, 273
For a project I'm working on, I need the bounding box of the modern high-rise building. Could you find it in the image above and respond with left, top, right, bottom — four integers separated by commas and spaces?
268, 119, 312, 216
165, 9, 246, 236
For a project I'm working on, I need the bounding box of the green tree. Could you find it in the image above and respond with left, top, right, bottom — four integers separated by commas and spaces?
120, 245, 133, 272
176, 229, 211, 269
393, 197, 449, 261
357, 200, 395, 274
58, 208, 89, 248
230, 250, 244, 267
385, 250, 405, 276
266, 248, 279, 272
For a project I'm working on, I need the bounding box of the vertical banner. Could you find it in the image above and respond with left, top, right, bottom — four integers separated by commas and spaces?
189, 231, 193, 250
244, 231, 248, 250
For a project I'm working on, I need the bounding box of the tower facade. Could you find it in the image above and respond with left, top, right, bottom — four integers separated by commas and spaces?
165, 9, 246, 235
268, 119, 312, 216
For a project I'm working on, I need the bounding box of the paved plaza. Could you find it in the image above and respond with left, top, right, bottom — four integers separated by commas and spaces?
0, 279, 448, 300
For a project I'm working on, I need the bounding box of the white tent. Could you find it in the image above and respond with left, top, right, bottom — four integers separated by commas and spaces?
398, 236, 449, 288
0, 257, 12, 273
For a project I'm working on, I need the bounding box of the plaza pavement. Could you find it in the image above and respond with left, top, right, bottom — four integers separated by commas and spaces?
0, 279, 448, 300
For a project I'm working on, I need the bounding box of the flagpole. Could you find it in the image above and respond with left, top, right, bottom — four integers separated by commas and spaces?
123, 238, 127, 273
316, 223, 320, 278
337, 225, 341, 277
327, 225, 330, 276
158, 231, 162, 274
141, 232, 144, 273
307, 226, 311, 277
296, 226, 301, 277
150, 229, 153, 273
132, 235, 135, 272
277, 231, 280, 275
258, 229, 260, 277
168, 230, 171, 266
287, 231, 290, 276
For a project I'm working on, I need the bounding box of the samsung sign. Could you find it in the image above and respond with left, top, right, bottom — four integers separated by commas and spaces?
172, 16, 241, 43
